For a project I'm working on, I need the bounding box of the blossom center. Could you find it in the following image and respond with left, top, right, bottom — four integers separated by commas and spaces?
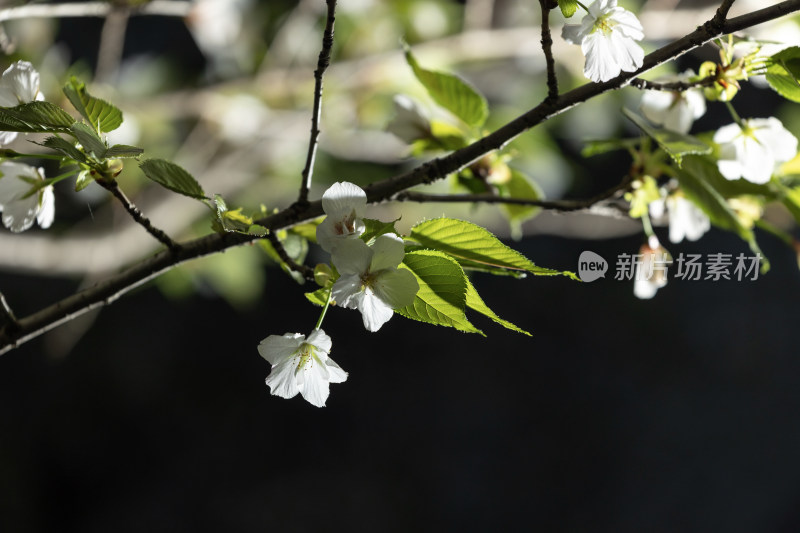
592, 14, 615, 36
333, 209, 358, 236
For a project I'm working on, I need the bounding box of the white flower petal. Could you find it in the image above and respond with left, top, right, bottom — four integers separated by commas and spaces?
331, 237, 373, 276
257, 332, 304, 365
321, 181, 367, 219
297, 353, 331, 407
265, 357, 301, 400
36, 186, 54, 229
583, 32, 620, 82
561, 24, 583, 45
610, 9, 644, 40
331, 274, 364, 309
357, 289, 394, 332
369, 234, 406, 272
306, 328, 332, 354
0, 130, 18, 145
1, 61, 41, 104
326, 357, 348, 384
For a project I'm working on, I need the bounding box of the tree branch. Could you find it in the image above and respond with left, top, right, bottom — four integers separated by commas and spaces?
539, 0, 559, 101
1, 0, 798, 356
98, 179, 181, 252
297, 0, 337, 205
0, 291, 18, 332
266, 232, 315, 281
95, 4, 131, 83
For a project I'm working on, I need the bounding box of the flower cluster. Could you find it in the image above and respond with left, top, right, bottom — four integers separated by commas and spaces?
258, 181, 419, 407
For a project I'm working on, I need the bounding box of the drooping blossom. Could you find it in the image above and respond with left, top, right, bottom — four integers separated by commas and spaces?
0, 161, 54, 233
562, 0, 645, 83
331, 234, 419, 332
258, 329, 347, 407
650, 193, 710, 243
634, 238, 670, 300
640, 71, 706, 134
316, 181, 367, 253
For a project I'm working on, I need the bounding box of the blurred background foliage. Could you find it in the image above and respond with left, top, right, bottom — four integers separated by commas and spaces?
1, 0, 797, 309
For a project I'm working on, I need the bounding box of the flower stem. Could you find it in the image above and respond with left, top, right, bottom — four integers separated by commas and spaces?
724, 100, 746, 129
315, 289, 333, 331
641, 210, 656, 240
576, 1, 590, 12
0, 150, 64, 161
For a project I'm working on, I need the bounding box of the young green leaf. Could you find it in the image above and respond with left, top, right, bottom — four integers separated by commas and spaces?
465, 279, 531, 336
140, 159, 206, 199
69, 122, 107, 159
765, 47, 800, 103
623, 108, 711, 166
40, 136, 87, 164
409, 217, 578, 278
0, 101, 75, 133
105, 144, 144, 158
74, 170, 94, 192
63, 76, 123, 132
305, 287, 330, 307
404, 48, 488, 128
361, 217, 399, 244
558, 0, 578, 18
397, 250, 483, 335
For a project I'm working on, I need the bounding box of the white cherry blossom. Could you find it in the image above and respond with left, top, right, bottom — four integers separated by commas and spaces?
634, 239, 670, 299
0, 61, 45, 146
316, 181, 367, 253
258, 329, 347, 408
331, 234, 419, 332
714, 117, 798, 184
640, 71, 706, 134
386, 95, 430, 144
0, 161, 54, 233
562, 0, 644, 83
650, 193, 710, 243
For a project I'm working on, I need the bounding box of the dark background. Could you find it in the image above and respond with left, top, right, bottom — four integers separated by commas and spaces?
2, 1, 800, 532
2, 230, 799, 532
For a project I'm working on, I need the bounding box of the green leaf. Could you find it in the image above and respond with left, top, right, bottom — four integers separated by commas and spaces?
409, 217, 578, 279
74, 169, 93, 192
105, 144, 144, 158
69, 122, 107, 159
361, 217, 399, 244
780, 185, 800, 224
289, 220, 322, 243
63, 76, 123, 132
0, 101, 75, 133
397, 250, 483, 334
558, 0, 578, 18
465, 279, 531, 336
404, 48, 488, 128
211, 194, 255, 234
623, 108, 711, 166
140, 158, 206, 199
305, 287, 329, 307
675, 155, 769, 271
765, 47, 800, 103
581, 138, 640, 157
39, 136, 87, 163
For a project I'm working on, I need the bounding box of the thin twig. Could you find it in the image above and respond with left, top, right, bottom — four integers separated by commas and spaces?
629, 75, 718, 91
713, 0, 738, 25
266, 232, 314, 281
397, 173, 633, 212
98, 180, 181, 252
0, 1, 192, 22
95, 5, 131, 83
0, 291, 18, 329
539, 0, 559, 101
1, 0, 799, 356
297, 0, 337, 205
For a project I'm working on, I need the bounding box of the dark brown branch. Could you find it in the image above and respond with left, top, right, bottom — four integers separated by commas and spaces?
1, 0, 799, 356
539, 0, 558, 101
266, 231, 314, 281
297, 0, 337, 205
98, 179, 180, 252
713, 0, 738, 26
